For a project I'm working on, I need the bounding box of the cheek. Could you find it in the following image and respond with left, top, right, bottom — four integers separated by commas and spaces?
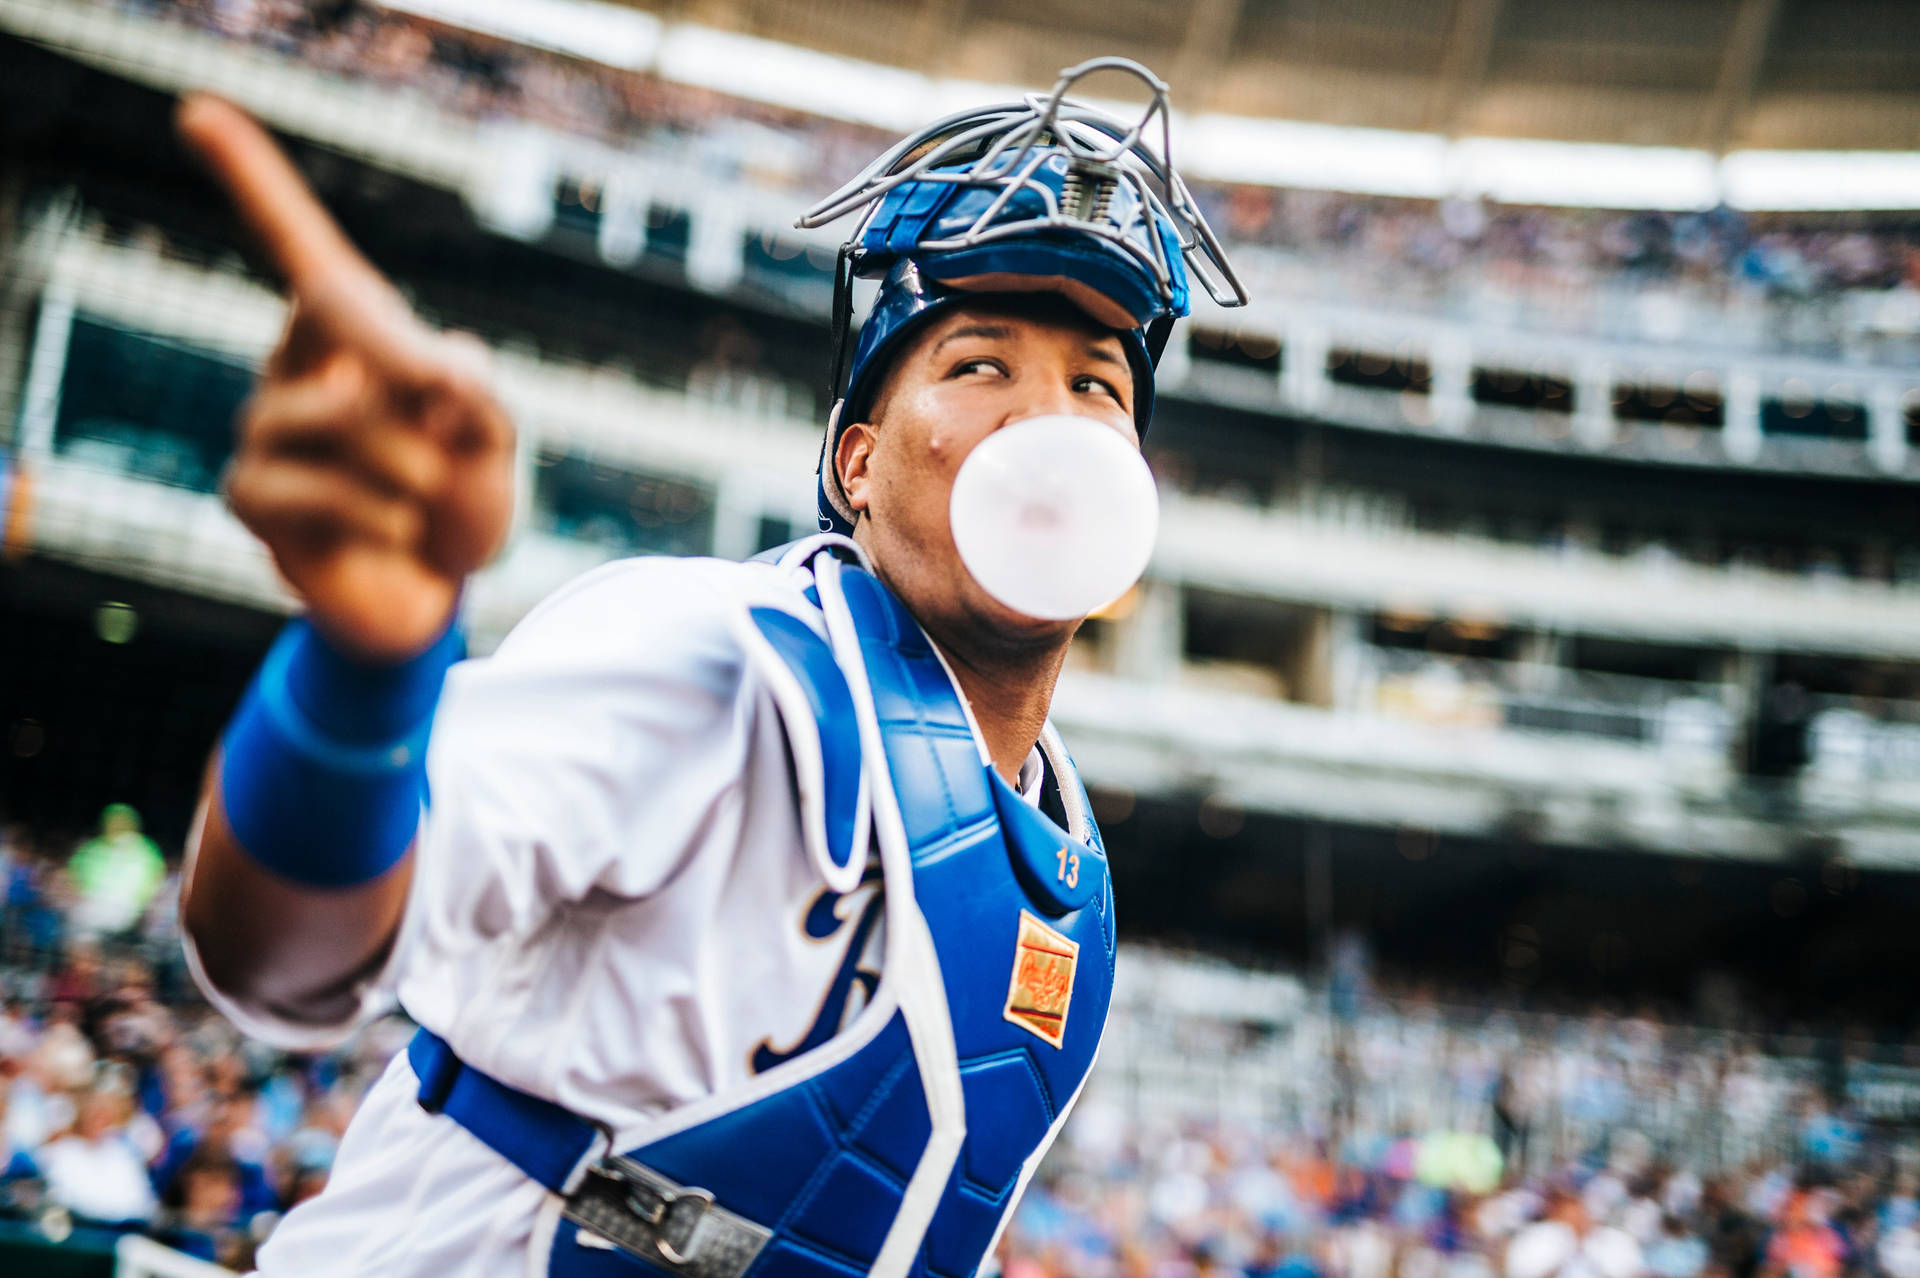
917, 386, 1005, 475
889, 388, 985, 485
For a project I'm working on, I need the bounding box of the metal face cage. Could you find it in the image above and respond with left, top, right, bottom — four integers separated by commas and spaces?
795, 56, 1250, 320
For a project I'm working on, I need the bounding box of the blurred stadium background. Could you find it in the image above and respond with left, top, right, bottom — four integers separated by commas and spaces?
4, 0, 1920, 1274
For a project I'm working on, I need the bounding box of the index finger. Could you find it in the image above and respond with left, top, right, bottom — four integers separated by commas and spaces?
177, 94, 373, 298
177, 94, 431, 376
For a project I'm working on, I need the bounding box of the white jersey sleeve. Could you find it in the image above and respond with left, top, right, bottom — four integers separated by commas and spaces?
414, 555, 752, 937
190, 555, 770, 1050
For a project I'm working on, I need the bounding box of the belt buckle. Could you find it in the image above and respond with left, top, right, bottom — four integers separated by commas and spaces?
628, 1180, 712, 1265
563, 1152, 772, 1278
590, 1158, 712, 1267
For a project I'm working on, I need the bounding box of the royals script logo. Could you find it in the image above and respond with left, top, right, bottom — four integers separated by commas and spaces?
1003, 911, 1077, 1049
750, 866, 883, 1074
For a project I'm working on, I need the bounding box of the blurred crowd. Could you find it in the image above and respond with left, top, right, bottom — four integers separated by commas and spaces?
104, 0, 1920, 357
1208, 186, 1920, 354
1215, 187, 1920, 299
999, 951, 1920, 1278
0, 808, 399, 1270
1000, 1113, 1920, 1278
119, 0, 887, 187
7, 803, 1918, 1276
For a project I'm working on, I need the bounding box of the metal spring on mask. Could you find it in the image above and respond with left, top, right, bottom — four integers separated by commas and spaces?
1059, 168, 1117, 226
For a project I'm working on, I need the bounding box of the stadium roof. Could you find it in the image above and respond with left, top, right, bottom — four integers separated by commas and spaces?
607, 0, 1920, 154
376, 0, 1920, 209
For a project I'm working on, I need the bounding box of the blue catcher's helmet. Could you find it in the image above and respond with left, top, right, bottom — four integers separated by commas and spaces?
795, 57, 1247, 534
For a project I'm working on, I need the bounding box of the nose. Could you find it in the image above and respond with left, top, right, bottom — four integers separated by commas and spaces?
1003, 374, 1083, 425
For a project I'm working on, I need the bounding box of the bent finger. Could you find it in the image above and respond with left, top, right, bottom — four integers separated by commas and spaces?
247, 371, 459, 502
225, 458, 425, 551
416, 359, 516, 459
238, 357, 375, 455
344, 425, 448, 503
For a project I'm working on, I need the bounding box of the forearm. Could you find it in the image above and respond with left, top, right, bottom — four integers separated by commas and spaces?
168, 97, 509, 1027
182, 616, 460, 1030
183, 760, 414, 1024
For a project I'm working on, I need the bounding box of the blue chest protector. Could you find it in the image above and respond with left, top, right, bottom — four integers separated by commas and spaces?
406, 542, 1116, 1278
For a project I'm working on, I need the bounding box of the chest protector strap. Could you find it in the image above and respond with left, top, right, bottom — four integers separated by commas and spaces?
415, 541, 1116, 1278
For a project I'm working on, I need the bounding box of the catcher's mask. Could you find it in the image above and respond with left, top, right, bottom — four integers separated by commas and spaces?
794, 56, 1248, 535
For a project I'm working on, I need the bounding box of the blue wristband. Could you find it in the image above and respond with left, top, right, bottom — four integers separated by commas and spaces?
220, 617, 465, 888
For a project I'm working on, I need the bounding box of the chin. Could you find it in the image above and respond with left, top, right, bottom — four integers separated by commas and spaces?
962, 577, 1079, 644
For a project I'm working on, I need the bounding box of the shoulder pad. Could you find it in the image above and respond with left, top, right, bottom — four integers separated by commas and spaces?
726, 599, 869, 895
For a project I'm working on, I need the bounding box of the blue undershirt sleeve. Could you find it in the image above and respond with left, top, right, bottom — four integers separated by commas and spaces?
218, 617, 465, 888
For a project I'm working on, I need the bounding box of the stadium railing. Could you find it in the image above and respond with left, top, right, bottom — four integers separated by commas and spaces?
23, 220, 1920, 657
13, 218, 1920, 858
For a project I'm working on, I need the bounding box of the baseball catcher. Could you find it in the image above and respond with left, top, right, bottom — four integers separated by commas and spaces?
177, 57, 1244, 1277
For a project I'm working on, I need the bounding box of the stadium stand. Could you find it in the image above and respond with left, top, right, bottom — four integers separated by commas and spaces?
4, 1, 1920, 1274
14, 0, 1920, 370
2, 836, 1918, 1274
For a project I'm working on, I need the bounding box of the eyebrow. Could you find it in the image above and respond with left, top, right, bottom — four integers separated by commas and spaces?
929, 322, 1129, 370
928, 322, 1014, 357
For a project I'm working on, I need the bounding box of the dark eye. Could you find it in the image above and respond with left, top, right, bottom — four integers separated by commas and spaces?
949, 357, 1005, 379
1074, 374, 1122, 401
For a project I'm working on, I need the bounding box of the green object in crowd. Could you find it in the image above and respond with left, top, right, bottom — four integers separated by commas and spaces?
67, 803, 166, 935
1414, 1130, 1505, 1194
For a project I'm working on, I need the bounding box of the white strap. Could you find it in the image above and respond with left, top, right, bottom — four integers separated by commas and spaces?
724, 603, 869, 896
810, 555, 967, 1278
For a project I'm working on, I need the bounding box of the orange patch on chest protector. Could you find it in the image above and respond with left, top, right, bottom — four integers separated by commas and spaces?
1003, 910, 1078, 1049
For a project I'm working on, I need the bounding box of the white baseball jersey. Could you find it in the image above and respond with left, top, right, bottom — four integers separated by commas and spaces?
186, 554, 1048, 1278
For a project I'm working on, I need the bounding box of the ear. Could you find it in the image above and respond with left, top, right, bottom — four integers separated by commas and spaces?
835, 421, 877, 517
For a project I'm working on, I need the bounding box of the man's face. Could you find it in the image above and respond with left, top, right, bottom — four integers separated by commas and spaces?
835, 295, 1139, 654
78, 1091, 121, 1141
210, 1092, 256, 1139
